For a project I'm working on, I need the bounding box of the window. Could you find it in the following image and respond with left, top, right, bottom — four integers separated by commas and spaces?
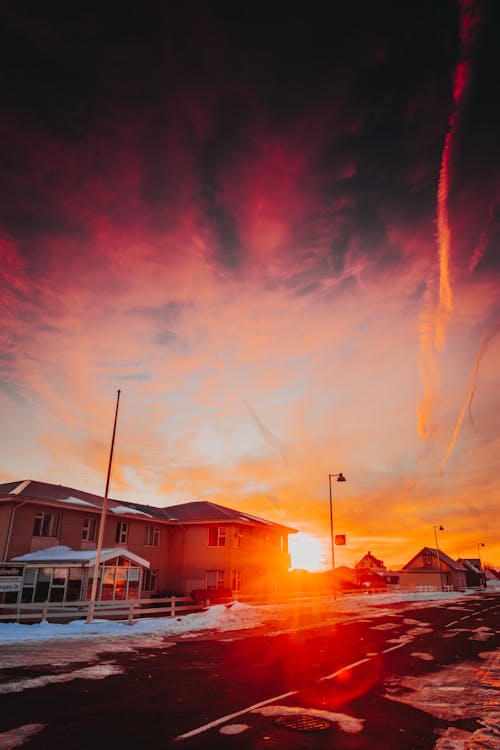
423, 554, 432, 567
33, 511, 61, 538
115, 522, 128, 544
82, 517, 97, 541
231, 570, 241, 592
206, 570, 224, 589
234, 528, 242, 548
143, 569, 158, 592
144, 526, 160, 547
208, 527, 226, 547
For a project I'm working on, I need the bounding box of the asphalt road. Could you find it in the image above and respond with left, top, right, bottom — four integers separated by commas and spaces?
0, 592, 498, 750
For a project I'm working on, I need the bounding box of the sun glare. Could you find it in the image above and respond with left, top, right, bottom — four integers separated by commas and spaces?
289, 533, 325, 572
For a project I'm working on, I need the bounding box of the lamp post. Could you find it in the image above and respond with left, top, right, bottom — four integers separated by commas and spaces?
477, 542, 485, 590
477, 542, 485, 569
329, 472, 346, 599
433, 524, 444, 591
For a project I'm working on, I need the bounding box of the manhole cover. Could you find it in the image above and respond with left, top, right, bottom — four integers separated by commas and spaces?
274, 714, 331, 733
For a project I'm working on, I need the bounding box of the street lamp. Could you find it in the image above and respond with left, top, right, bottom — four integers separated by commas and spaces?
433, 524, 444, 592
477, 542, 485, 569
329, 472, 347, 600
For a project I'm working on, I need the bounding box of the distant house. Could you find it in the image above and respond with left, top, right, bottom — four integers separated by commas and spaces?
354, 551, 399, 589
484, 567, 500, 584
399, 547, 467, 591
458, 558, 485, 589
0, 480, 296, 605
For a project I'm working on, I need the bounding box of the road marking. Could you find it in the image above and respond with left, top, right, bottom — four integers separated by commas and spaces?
382, 641, 411, 654
318, 658, 371, 682
174, 690, 297, 741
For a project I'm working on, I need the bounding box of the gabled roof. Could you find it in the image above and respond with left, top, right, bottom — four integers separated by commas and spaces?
485, 567, 500, 580
402, 547, 465, 571
355, 551, 385, 569
12, 545, 150, 568
0, 479, 160, 517
161, 500, 297, 532
0, 480, 297, 532
458, 558, 482, 574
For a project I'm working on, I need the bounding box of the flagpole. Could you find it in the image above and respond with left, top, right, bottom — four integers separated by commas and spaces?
86, 389, 121, 624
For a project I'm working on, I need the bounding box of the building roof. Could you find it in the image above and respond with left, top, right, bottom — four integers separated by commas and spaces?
402, 547, 466, 571
161, 500, 297, 531
0, 480, 297, 532
355, 551, 385, 569
458, 558, 482, 574
12, 545, 150, 568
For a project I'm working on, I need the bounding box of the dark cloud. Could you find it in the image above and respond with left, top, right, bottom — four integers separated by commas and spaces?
1, 0, 498, 283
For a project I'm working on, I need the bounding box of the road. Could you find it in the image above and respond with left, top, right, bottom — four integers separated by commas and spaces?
0, 592, 498, 750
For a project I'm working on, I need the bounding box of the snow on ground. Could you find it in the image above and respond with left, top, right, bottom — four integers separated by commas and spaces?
0, 589, 486, 646
0, 724, 46, 750
0, 663, 124, 695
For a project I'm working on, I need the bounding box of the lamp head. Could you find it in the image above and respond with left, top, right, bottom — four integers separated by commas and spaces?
337, 473, 346, 482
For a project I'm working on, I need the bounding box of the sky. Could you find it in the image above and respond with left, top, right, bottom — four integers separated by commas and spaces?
1, 1, 499, 570
0, 590, 498, 748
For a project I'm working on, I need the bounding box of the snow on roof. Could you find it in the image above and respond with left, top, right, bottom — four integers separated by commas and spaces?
11, 545, 150, 568
59, 496, 97, 508
109, 505, 151, 516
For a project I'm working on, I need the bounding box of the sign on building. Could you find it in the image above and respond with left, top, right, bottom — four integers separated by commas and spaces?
335, 535, 346, 546
0, 564, 24, 592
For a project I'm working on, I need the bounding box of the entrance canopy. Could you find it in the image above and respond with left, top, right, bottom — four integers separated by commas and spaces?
10, 546, 150, 603
12, 544, 150, 568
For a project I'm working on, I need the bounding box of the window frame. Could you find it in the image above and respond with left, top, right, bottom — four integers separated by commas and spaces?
82, 517, 98, 541
143, 569, 159, 592
231, 570, 241, 592
115, 522, 128, 545
206, 570, 224, 589
144, 525, 160, 547
32, 511, 61, 538
208, 526, 226, 547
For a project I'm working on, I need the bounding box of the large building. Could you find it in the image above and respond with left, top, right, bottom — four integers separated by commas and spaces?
0, 480, 296, 604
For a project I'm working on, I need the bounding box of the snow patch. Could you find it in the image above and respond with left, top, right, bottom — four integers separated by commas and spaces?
411, 652, 434, 661
0, 663, 124, 694
219, 724, 250, 735
110, 506, 150, 516
0, 724, 46, 749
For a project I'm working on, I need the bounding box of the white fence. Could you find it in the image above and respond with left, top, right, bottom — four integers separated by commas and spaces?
0, 595, 205, 625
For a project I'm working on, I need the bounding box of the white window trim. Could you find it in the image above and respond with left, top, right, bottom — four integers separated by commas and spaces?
208, 526, 226, 547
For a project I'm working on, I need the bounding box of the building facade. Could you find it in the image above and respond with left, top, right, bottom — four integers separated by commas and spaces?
399, 547, 467, 591
0, 480, 296, 604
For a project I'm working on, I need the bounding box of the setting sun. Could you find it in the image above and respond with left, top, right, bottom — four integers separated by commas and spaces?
289, 533, 326, 572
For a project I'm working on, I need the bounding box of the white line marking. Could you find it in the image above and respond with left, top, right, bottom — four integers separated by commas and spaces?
174, 691, 297, 741
446, 620, 459, 628
382, 641, 411, 654
318, 658, 371, 681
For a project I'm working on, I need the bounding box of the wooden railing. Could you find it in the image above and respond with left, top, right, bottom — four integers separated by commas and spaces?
0, 595, 205, 625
